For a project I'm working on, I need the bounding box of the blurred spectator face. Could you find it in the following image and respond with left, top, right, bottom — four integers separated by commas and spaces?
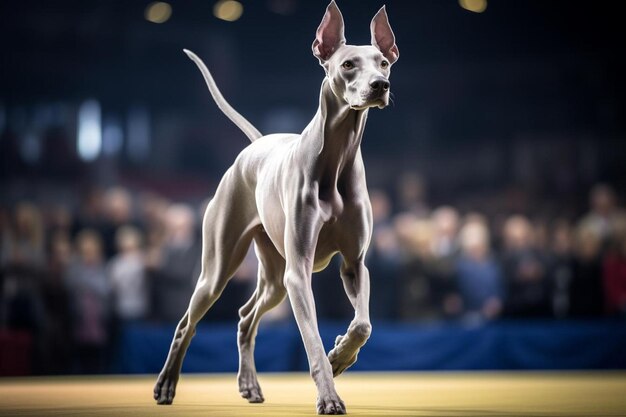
395, 216, 433, 258
370, 189, 392, 224
431, 206, 460, 257
503, 215, 533, 251
50, 230, 72, 266
464, 212, 488, 228
165, 204, 195, 244
138, 194, 169, 254
115, 226, 142, 254
432, 206, 459, 238
105, 187, 132, 224
76, 230, 103, 265
459, 222, 490, 260
590, 183, 616, 216
15, 202, 44, 243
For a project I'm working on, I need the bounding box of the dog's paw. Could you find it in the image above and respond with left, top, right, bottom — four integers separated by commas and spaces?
317, 394, 346, 415
328, 346, 358, 377
328, 334, 358, 377
153, 372, 178, 405
238, 372, 265, 403
240, 385, 265, 403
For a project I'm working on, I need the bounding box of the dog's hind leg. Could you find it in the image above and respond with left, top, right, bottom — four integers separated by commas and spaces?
154, 171, 258, 405
237, 232, 286, 403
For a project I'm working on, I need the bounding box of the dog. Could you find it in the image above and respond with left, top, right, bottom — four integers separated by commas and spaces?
153, 1, 399, 414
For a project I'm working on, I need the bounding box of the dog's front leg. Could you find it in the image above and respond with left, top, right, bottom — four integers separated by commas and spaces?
283, 195, 346, 415
328, 259, 372, 377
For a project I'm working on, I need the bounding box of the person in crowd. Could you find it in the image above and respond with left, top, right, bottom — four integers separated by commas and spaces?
45, 203, 74, 240
549, 219, 575, 318
430, 206, 463, 318
395, 215, 443, 320
1, 202, 46, 331
456, 219, 503, 321
142, 194, 170, 278
579, 183, 625, 245
603, 223, 626, 317
569, 224, 604, 317
0, 179, 624, 377
107, 226, 149, 322
65, 229, 110, 374
137, 192, 169, 239
40, 229, 73, 374
501, 215, 552, 317
431, 206, 460, 258
73, 187, 105, 237
148, 204, 200, 323
1, 202, 46, 268
100, 187, 137, 258
106, 226, 148, 367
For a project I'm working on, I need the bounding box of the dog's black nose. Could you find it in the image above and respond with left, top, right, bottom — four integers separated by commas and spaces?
370, 77, 390, 92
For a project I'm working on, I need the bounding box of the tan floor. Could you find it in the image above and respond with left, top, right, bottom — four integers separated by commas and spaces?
1, 372, 625, 416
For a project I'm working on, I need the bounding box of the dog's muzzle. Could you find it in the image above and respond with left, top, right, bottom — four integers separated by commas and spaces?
350, 78, 391, 110
367, 76, 390, 108
369, 77, 390, 94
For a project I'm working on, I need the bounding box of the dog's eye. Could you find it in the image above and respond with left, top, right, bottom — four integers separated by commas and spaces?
341, 61, 354, 70
381, 60, 389, 69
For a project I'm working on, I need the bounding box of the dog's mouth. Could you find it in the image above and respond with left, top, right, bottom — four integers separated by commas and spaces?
349, 95, 389, 110
373, 98, 388, 109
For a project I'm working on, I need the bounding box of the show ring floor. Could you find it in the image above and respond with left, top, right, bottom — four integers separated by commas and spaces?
1, 372, 625, 416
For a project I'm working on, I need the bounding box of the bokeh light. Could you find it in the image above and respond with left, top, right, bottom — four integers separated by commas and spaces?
459, 0, 487, 13
145, 1, 172, 24
214, 0, 243, 22
77, 99, 102, 161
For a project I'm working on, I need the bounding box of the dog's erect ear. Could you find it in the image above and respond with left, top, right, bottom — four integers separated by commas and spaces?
312, 1, 346, 62
370, 6, 399, 65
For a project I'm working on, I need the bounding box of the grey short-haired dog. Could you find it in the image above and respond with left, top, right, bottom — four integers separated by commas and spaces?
154, 1, 399, 414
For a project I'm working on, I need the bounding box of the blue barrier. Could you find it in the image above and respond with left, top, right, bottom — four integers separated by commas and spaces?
117, 320, 626, 373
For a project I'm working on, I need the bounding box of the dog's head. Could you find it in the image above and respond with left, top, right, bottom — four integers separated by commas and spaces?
313, 1, 399, 110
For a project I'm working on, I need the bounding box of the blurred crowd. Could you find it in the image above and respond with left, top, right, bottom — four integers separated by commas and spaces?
364, 179, 626, 323
1, 178, 626, 375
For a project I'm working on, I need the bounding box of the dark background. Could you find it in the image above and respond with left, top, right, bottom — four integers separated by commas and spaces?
2, 0, 625, 199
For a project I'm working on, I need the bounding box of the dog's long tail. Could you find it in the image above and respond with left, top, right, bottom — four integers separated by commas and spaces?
183, 49, 262, 142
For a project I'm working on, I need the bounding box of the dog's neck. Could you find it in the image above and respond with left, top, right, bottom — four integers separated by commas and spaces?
299, 77, 368, 190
